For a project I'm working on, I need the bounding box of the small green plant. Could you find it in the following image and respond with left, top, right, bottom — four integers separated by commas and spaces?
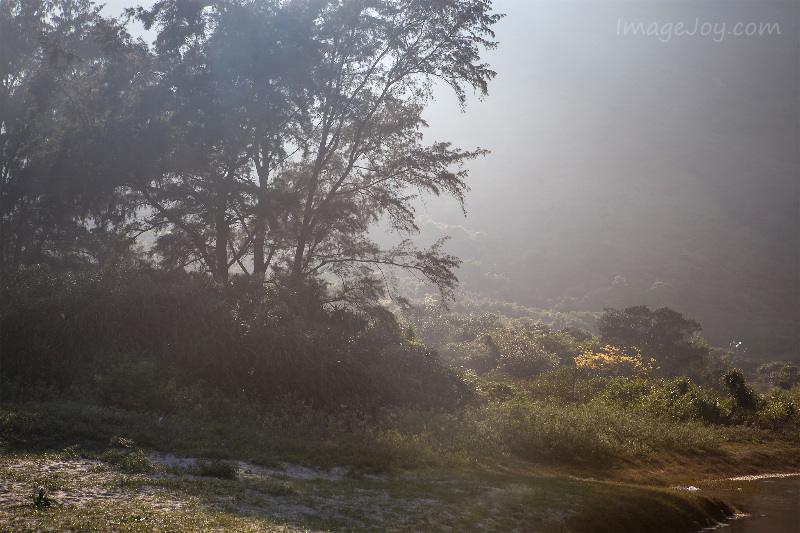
195, 458, 239, 479
101, 449, 155, 474
109, 435, 134, 448
31, 487, 55, 508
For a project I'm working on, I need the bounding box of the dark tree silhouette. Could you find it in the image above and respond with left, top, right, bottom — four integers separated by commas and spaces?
134, 0, 500, 303
597, 305, 710, 375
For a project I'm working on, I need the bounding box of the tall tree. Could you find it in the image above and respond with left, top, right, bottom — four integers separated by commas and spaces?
136, 0, 315, 281
272, 0, 500, 305
1, 0, 155, 268
137, 0, 501, 301
597, 306, 710, 375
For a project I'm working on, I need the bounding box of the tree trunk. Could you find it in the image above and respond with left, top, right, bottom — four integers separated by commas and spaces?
214, 204, 228, 282
252, 216, 265, 276
290, 235, 306, 286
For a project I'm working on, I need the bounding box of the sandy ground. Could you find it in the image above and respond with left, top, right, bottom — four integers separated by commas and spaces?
0, 456, 191, 509
147, 453, 358, 482
2, 451, 797, 532
0, 453, 385, 530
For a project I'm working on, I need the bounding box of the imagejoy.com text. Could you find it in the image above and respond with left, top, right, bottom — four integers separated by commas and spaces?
616, 18, 781, 43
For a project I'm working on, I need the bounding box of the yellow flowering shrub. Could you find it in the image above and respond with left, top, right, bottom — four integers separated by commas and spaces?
574, 345, 656, 377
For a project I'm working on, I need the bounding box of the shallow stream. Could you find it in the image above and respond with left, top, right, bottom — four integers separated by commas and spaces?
697, 474, 799, 532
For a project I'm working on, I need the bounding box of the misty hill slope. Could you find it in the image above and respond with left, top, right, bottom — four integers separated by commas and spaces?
412, 1, 798, 360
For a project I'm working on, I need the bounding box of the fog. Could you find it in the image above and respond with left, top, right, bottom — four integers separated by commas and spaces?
100, 0, 798, 357
417, 0, 798, 356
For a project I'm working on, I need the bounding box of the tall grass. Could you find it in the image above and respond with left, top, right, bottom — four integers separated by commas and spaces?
0, 389, 742, 472
489, 400, 724, 462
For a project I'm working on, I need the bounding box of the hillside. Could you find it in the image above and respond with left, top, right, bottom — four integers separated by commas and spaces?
411, 0, 799, 360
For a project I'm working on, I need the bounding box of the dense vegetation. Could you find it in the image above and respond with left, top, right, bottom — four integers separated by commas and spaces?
1, 2, 797, 530
3, 266, 798, 459
1, 267, 797, 531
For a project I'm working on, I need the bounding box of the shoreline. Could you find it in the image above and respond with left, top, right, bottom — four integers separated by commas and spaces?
2, 446, 798, 532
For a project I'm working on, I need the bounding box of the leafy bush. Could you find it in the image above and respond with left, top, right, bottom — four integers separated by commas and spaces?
93, 355, 189, 414
400, 298, 595, 365
100, 449, 156, 473
195, 458, 239, 479
723, 369, 762, 414
598, 376, 725, 423
521, 367, 605, 404
434, 324, 566, 379
640, 377, 724, 423
491, 399, 722, 462
0, 265, 240, 388
1, 266, 474, 409
756, 387, 798, 430
598, 376, 653, 408
575, 345, 655, 377
756, 362, 800, 390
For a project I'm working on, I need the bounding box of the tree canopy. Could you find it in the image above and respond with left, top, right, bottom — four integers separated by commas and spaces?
1, 0, 501, 307
1, 0, 154, 267
596, 305, 710, 375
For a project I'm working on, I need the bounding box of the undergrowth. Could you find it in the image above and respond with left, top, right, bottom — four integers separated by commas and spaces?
0, 389, 769, 473
1, 266, 796, 473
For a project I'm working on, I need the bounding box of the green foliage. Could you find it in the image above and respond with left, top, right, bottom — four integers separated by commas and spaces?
596, 306, 710, 375
31, 487, 55, 508
415, 310, 588, 378
756, 387, 798, 430
195, 458, 239, 479
524, 367, 606, 404
100, 449, 155, 474
0, 266, 240, 387
401, 297, 596, 353
597, 377, 653, 409
490, 325, 561, 379
641, 378, 725, 423
1, 266, 473, 409
756, 361, 800, 390
598, 376, 725, 423
478, 380, 521, 403
492, 399, 722, 462
93, 356, 189, 414
689, 350, 736, 388
722, 369, 762, 413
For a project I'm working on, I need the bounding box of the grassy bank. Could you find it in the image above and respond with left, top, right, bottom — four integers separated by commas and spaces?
2, 394, 797, 532
0, 453, 740, 533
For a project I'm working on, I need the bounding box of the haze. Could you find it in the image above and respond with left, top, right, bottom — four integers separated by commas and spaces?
101, 0, 799, 359
424, 0, 798, 358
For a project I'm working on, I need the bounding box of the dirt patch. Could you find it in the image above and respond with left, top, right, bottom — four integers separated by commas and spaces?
568, 444, 800, 486
477, 443, 800, 487
0, 454, 384, 531
606, 444, 800, 486
0, 457, 191, 510
147, 453, 359, 481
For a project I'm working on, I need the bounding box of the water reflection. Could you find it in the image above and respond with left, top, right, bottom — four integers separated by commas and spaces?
698, 474, 799, 533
